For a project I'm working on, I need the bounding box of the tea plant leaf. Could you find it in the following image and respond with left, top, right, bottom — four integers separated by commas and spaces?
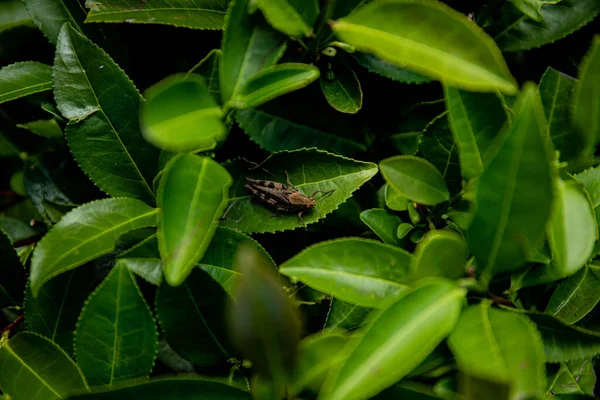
360, 208, 403, 246
448, 303, 546, 399
0, 229, 25, 307
235, 107, 366, 155
140, 74, 226, 152
0, 62, 52, 104
75, 263, 157, 386
54, 24, 159, 203
384, 184, 408, 211
545, 265, 600, 324
256, 0, 319, 37
331, 0, 517, 94
0, 332, 88, 400
187, 49, 222, 104
444, 85, 507, 180
24, 265, 95, 355
573, 36, 600, 158
325, 299, 371, 331
229, 63, 320, 110
17, 118, 63, 140
379, 155, 450, 206
22, 0, 87, 44
0, 0, 34, 33
219, 148, 378, 233
155, 268, 233, 366
321, 281, 465, 400
353, 52, 431, 84
220, 0, 286, 104
85, 0, 230, 30
547, 359, 596, 396
467, 83, 553, 283
29, 198, 158, 297
279, 238, 414, 308
117, 234, 163, 285
508, 0, 560, 22
490, 0, 600, 52
320, 61, 362, 114
412, 229, 468, 280
157, 154, 232, 286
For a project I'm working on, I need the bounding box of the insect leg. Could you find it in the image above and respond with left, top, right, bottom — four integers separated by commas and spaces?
219, 200, 242, 222
285, 171, 300, 191
309, 189, 335, 200
240, 157, 275, 177
297, 211, 307, 231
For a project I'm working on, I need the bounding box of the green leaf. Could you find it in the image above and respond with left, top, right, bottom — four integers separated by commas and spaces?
22, 0, 88, 44
30, 198, 158, 297
397, 223, 414, 239
0, 62, 52, 104
229, 63, 320, 110
538, 67, 579, 162
117, 234, 163, 286
384, 184, 408, 211
66, 377, 251, 399
0, 0, 34, 33
444, 85, 507, 180
235, 107, 366, 155
490, 0, 600, 52
321, 281, 465, 400
54, 23, 159, 203
508, 0, 560, 22
187, 49, 222, 104
360, 208, 403, 246
412, 229, 468, 280
0, 332, 88, 400
257, 0, 319, 37
320, 61, 362, 114
324, 299, 371, 331
353, 52, 432, 84
448, 303, 546, 399
17, 119, 63, 140
220, 0, 286, 104
219, 148, 378, 233
467, 83, 553, 283
155, 268, 233, 366
75, 263, 158, 387
157, 154, 231, 286
576, 166, 600, 209
573, 36, 600, 158
547, 359, 596, 396
0, 229, 25, 307
545, 265, 600, 324
85, 0, 230, 30
331, 0, 517, 94
24, 265, 95, 355
279, 238, 414, 309
140, 74, 226, 152
379, 155, 450, 206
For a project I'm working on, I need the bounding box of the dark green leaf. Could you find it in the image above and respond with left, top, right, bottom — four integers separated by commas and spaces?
256, 0, 319, 37
17, 119, 63, 139
412, 229, 468, 280
187, 49, 222, 104
360, 208, 403, 246
75, 263, 158, 386
0, 0, 34, 33
320, 61, 362, 114
0, 62, 52, 104
0, 229, 25, 307
546, 265, 600, 324
547, 359, 596, 396
117, 234, 163, 286
23, 0, 88, 44
325, 299, 371, 331
353, 52, 431, 84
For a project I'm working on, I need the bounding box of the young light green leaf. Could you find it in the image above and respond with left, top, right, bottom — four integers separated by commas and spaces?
29, 198, 158, 297
228, 63, 320, 110
257, 0, 319, 37
467, 83, 553, 283
325, 299, 372, 331
0, 229, 25, 308
384, 184, 408, 211
17, 118, 63, 140
546, 265, 600, 324
412, 230, 468, 280
379, 155, 450, 206
140, 74, 226, 152
448, 303, 546, 399
353, 52, 432, 84
508, 0, 560, 22
397, 223, 414, 239
0, 332, 88, 400
54, 23, 159, 203
155, 268, 233, 366
575, 166, 600, 209
331, 0, 517, 94
280, 238, 414, 309
360, 208, 403, 246
547, 359, 596, 396
0, 62, 52, 104
320, 61, 362, 114
219, 148, 378, 233
491, 0, 600, 52
444, 85, 507, 180
85, 0, 230, 29
187, 49, 222, 104
220, 0, 286, 104
23, 0, 88, 44
75, 263, 157, 387
157, 154, 232, 286
321, 281, 465, 400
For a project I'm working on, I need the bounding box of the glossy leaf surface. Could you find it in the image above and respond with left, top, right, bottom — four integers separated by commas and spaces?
412, 229, 468, 280
257, 0, 319, 37
0, 62, 52, 104
384, 184, 408, 211
546, 265, 600, 324
547, 359, 596, 396
320, 62, 362, 114
325, 299, 371, 331
23, 0, 88, 44
187, 49, 222, 104
360, 208, 403, 246
353, 52, 431, 84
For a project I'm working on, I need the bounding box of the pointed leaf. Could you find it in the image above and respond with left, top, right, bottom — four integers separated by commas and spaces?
508, 0, 560, 22
379, 155, 450, 206
353, 52, 431, 84
157, 154, 232, 286
75, 263, 158, 386
325, 299, 371, 331
257, 0, 319, 37
229, 63, 320, 110
0, 229, 25, 307
30, 198, 158, 296
467, 83, 553, 282
0, 62, 52, 104
546, 265, 600, 324
320, 61, 362, 114
17, 118, 63, 139
412, 229, 468, 280
0, 332, 88, 400
140, 74, 226, 152
548, 359, 596, 396
360, 208, 403, 246
54, 23, 159, 203
219, 148, 378, 233
85, 0, 230, 29
187, 49, 222, 104
321, 281, 465, 400
23, 0, 88, 44
448, 303, 546, 399
573, 36, 600, 158
331, 0, 517, 94
280, 238, 414, 309
220, 0, 286, 104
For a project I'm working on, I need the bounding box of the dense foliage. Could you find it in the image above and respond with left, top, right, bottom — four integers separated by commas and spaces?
1, 0, 600, 399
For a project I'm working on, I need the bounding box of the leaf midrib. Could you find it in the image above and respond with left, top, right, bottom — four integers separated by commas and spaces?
4, 342, 63, 398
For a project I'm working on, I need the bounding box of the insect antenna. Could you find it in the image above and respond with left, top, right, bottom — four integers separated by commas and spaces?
239, 157, 275, 177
